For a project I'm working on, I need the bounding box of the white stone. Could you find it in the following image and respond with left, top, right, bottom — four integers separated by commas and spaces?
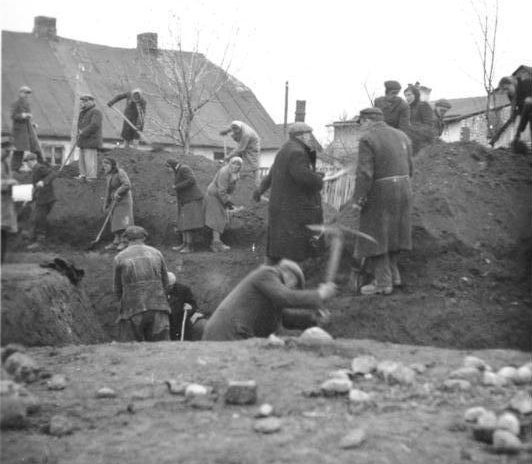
482, 371, 508, 387
514, 365, 532, 385
376, 360, 400, 381
267, 334, 285, 347
49, 415, 74, 437
47, 374, 67, 391
509, 391, 532, 415
464, 406, 488, 423
299, 327, 333, 342
320, 378, 352, 396
463, 356, 490, 371
497, 366, 518, 381
387, 365, 416, 385
96, 387, 117, 399
477, 410, 497, 429
348, 389, 371, 403
257, 403, 274, 417
0, 380, 39, 414
492, 429, 522, 454
351, 355, 378, 375
443, 379, 471, 391
329, 369, 351, 380
496, 412, 520, 436
339, 428, 367, 449
253, 417, 282, 434
410, 363, 427, 374
185, 383, 208, 398
472, 410, 497, 443
449, 367, 481, 383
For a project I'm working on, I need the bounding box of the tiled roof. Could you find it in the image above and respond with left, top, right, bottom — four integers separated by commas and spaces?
1, 30, 284, 149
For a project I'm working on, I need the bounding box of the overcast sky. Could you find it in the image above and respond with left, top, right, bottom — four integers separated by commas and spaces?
1, 0, 530, 142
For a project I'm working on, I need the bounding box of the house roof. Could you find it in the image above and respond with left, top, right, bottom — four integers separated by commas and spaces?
512, 65, 532, 78
1, 30, 284, 149
442, 94, 510, 122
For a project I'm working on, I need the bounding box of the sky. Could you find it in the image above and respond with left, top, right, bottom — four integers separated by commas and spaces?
1, 0, 530, 143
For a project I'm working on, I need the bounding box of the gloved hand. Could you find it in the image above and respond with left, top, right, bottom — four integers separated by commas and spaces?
317, 282, 337, 300
252, 189, 261, 202
225, 201, 234, 210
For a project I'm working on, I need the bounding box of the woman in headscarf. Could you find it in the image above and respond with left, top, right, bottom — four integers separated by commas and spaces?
102, 157, 134, 250
165, 159, 204, 253
403, 84, 435, 153
204, 157, 243, 252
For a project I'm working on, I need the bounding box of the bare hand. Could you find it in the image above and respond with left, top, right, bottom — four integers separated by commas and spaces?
317, 282, 337, 300
36, 181, 44, 188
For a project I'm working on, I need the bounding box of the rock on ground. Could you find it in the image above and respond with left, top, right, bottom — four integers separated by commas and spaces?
225, 380, 257, 405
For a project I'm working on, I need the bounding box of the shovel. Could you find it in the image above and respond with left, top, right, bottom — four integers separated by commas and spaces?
109, 106, 164, 151
87, 199, 117, 250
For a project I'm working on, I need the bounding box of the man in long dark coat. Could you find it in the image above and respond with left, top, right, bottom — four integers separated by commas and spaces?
350, 107, 413, 296
107, 89, 147, 148
498, 75, 532, 148
254, 122, 324, 263
374, 80, 411, 133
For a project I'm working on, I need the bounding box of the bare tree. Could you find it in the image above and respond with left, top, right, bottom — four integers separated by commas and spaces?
142, 30, 233, 154
471, 0, 500, 138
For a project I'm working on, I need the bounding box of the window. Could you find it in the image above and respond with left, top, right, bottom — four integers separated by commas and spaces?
213, 151, 225, 161
41, 144, 66, 166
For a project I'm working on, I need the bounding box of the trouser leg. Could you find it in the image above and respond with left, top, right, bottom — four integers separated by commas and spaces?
78, 148, 87, 177
389, 251, 401, 286
33, 202, 54, 239
85, 148, 98, 180
144, 310, 170, 342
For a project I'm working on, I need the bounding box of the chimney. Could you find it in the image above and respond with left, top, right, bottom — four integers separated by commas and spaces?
33, 16, 57, 39
137, 33, 158, 54
295, 100, 306, 122
418, 85, 432, 102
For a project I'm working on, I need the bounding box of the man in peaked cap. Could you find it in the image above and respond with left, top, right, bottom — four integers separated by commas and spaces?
433, 99, 452, 137
374, 80, 411, 133
113, 225, 171, 342
347, 107, 413, 296
253, 121, 325, 263
220, 120, 261, 185
202, 259, 336, 341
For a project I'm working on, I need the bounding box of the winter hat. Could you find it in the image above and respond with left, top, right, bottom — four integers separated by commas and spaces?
384, 80, 401, 92
278, 259, 305, 289
288, 122, 313, 135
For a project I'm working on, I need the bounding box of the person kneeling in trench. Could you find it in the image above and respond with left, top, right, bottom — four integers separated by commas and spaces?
201, 259, 336, 341
113, 226, 171, 342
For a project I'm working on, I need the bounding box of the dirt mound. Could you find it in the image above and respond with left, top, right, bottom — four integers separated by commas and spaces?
1, 263, 109, 346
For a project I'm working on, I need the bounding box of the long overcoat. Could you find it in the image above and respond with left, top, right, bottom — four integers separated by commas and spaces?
406, 99, 435, 152
11, 98, 40, 152
258, 138, 324, 262
374, 95, 411, 133
204, 165, 237, 234
1, 159, 17, 233
352, 121, 413, 259
104, 168, 134, 233
173, 163, 204, 231
107, 92, 147, 141
78, 105, 103, 149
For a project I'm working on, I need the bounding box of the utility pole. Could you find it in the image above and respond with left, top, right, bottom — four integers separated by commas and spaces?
283, 81, 289, 137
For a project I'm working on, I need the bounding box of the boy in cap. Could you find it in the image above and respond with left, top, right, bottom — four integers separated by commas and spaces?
77, 94, 103, 182
24, 152, 57, 249
374, 80, 411, 133
433, 99, 452, 137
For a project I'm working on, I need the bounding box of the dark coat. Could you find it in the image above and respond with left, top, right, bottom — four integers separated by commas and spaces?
202, 265, 321, 341
11, 98, 40, 152
31, 162, 57, 205
374, 95, 411, 132
352, 121, 413, 259
511, 78, 532, 134
104, 168, 134, 233
1, 159, 17, 232
406, 99, 435, 152
107, 92, 147, 141
173, 164, 203, 205
78, 105, 103, 149
258, 138, 324, 262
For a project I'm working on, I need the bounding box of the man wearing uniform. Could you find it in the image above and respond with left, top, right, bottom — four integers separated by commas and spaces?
374, 80, 411, 133
349, 107, 413, 296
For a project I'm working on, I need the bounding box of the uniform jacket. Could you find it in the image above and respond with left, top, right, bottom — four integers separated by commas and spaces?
107, 92, 147, 140
31, 162, 57, 205
258, 138, 323, 261
113, 243, 170, 320
202, 265, 321, 341
173, 163, 203, 205
353, 121, 413, 258
374, 95, 411, 132
78, 105, 103, 149
11, 98, 40, 152
1, 158, 17, 232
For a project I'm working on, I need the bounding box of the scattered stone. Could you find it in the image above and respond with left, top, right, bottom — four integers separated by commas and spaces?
482, 371, 508, 387
509, 391, 532, 415
463, 356, 490, 371
267, 334, 285, 347
165, 380, 188, 395
225, 380, 258, 405
0, 344, 26, 364
0, 396, 27, 429
496, 412, 520, 436
96, 387, 117, 399
3, 352, 40, 383
185, 383, 209, 398
253, 417, 282, 434
339, 428, 367, 449
299, 327, 333, 343
443, 379, 471, 392
464, 406, 488, 423
187, 395, 215, 410
320, 378, 352, 396
376, 360, 400, 380
328, 369, 351, 380
47, 374, 67, 391
49, 415, 74, 437
387, 365, 416, 385
492, 429, 522, 454
449, 367, 481, 383
0, 380, 40, 414
348, 389, 371, 404
497, 366, 518, 382
256, 403, 274, 418
514, 365, 532, 385
351, 355, 377, 375
472, 410, 497, 443
410, 363, 427, 374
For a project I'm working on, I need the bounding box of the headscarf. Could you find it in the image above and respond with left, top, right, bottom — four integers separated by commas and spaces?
227, 157, 243, 182
103, 157, 118, 174
405, 84, 420, 105
165, 158, 179, 173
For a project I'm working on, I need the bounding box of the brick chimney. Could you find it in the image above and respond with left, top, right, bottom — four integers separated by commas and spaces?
295, 100, 306, 122
137, 33, 158, 54
33, 16, 57, 39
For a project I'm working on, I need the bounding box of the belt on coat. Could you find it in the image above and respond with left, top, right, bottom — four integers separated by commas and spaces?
375, 175, 409, 183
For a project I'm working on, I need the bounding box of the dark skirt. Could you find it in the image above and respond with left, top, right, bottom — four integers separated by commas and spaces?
176, 198, 204, 232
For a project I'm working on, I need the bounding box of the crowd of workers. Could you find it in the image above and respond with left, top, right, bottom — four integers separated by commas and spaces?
1, 72, 531, 343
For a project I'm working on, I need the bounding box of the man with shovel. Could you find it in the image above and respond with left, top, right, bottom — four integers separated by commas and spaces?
349, 107, 413, 296
77, 94, 102, 182
107, 89, 147, 148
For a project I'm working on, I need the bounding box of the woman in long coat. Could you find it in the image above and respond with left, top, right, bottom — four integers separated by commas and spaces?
204, 157, 242, 252
166, 159, 204, 253
102, 157, 134, 250
107, 89, 146, 146
403, 84, 435, 153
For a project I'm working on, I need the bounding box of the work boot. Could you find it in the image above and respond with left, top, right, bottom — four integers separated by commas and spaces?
180, 245, 193, 254
360, 281, 393, 296
76, 175, 87, 182
172, 243, 185, 252
210, 240, 230, 252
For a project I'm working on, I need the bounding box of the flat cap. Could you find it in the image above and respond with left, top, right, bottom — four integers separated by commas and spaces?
384, 80, 401, 92
80, 93, 94, 100
359, 107, 383, 117
23, 152, 37, 161
288, 122, 313, 135
435, 99, 452, 109
19, 86, 32, 93
123, 225, 148, 240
